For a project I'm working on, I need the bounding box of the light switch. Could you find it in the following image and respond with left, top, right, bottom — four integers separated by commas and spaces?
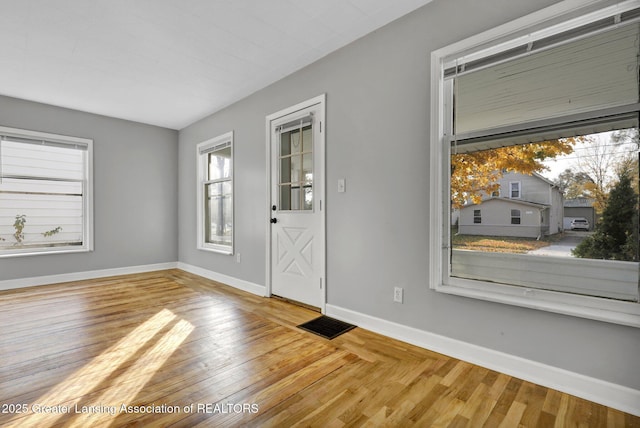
337, 178, 346, 193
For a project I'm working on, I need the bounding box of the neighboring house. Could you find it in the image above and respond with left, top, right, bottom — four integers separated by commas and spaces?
458, 172, 563, 238
564, 197, 596, 230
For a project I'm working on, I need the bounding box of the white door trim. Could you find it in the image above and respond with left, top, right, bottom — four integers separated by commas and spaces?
265, 94, 326, 312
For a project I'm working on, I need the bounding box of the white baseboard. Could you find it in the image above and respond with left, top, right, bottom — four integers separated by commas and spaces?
0, 261, 266, 298
0, 262, 179, 291
326, 304, 640, 417
176, 262, 266, 297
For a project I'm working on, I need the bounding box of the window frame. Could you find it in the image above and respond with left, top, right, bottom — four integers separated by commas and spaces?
429, 0, 640, 328
473, 209, 482, 224
509, 182, 521, 199
277, 121, 314, 212
510, 209, 521, 225
0, 125, 93, 258
196, 131, 234, 255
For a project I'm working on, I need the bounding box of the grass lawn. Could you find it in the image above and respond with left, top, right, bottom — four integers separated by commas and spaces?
451, 228, 562, 253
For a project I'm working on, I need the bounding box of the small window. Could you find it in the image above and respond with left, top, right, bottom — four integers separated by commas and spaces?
510, 209, 521, 225
0, 126, 93, 257
473, 209, 481, 224
510, 182, 521, 199
197, 132, 233, 254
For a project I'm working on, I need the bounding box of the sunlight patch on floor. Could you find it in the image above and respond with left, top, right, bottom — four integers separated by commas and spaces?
6, 309, 192, 427
68, 318, 194, 427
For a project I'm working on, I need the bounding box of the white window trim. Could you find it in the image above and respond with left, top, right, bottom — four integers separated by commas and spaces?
473, 209, 481, 224
0, 125, 94, 258
509, 181, 521, 199
510, 209, 521, 225
196, 131, 234, 255
429, 0, 640, 328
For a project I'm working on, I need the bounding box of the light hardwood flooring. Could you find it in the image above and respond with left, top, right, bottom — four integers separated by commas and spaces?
0, 269, 638, 427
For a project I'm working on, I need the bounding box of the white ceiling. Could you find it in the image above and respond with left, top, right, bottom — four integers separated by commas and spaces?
0, 0, 431, 130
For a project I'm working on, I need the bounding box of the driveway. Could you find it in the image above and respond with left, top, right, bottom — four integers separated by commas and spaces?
528, 231, 590, 257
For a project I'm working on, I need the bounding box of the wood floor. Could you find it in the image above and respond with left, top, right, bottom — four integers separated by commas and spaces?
1, 270, 638, 427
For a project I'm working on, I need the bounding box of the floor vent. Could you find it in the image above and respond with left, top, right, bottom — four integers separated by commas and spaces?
297, 316, 356, 340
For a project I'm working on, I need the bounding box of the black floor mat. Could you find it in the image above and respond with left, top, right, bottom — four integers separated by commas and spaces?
297, 315, 356, 339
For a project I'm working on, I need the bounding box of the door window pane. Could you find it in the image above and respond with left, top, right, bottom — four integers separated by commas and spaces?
280, 156, 291, 184
302, 127, 312, 152
279, 123, 313, 211
279, 184, 292, 211
302, 153, 313, 184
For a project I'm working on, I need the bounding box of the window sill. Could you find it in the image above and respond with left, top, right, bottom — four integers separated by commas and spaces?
435, 278, 640, 328
197, 245, 233, 256
0, 246, 92, 258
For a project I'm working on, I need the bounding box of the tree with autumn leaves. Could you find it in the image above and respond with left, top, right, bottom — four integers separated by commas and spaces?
555, 129, 639, 213
450, 138, 578, 209
453, 132, 640, 261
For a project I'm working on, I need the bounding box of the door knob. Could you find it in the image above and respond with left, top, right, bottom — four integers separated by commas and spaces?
270, 218, 278, 224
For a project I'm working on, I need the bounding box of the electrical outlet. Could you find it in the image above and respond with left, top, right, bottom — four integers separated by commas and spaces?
394, 286, 403, 303
236, 252, 241, 263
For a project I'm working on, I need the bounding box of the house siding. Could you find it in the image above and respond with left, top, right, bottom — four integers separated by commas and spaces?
460, 172, 562, 237
459, 198, 544, 238
498, 173, 550, 205
549, 183, 564, 234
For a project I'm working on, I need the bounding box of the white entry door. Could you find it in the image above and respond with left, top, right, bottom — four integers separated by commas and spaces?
267, 95, 325, 309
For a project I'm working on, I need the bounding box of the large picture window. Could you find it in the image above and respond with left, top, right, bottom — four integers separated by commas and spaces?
197, 132, 233, 254
430, 1, 640, 327
0, 126, 93, 257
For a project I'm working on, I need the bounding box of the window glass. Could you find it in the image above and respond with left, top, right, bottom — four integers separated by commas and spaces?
278, 124, 313, 211
197, 133, 233, 254
433, 3, 640, 325
510, 183, 520, 198
208, 147, 231, 180
205, 181, 232, 247
443, 17, 640, 308
473, 209, 481, 224
510, 209, 521, 225
450, 129, 639, 302
0, 131, 92, 257
453, 24, 638, 136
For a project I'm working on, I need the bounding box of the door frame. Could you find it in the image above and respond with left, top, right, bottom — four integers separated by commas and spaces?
265, 94, 326, 313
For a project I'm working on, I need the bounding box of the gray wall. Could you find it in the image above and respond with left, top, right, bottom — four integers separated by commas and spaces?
178, 0, 640, 391
0, 95, 178, 280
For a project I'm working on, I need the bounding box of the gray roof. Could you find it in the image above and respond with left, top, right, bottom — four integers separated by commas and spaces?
564, 198, 594, 207
463, 197, 550, 209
